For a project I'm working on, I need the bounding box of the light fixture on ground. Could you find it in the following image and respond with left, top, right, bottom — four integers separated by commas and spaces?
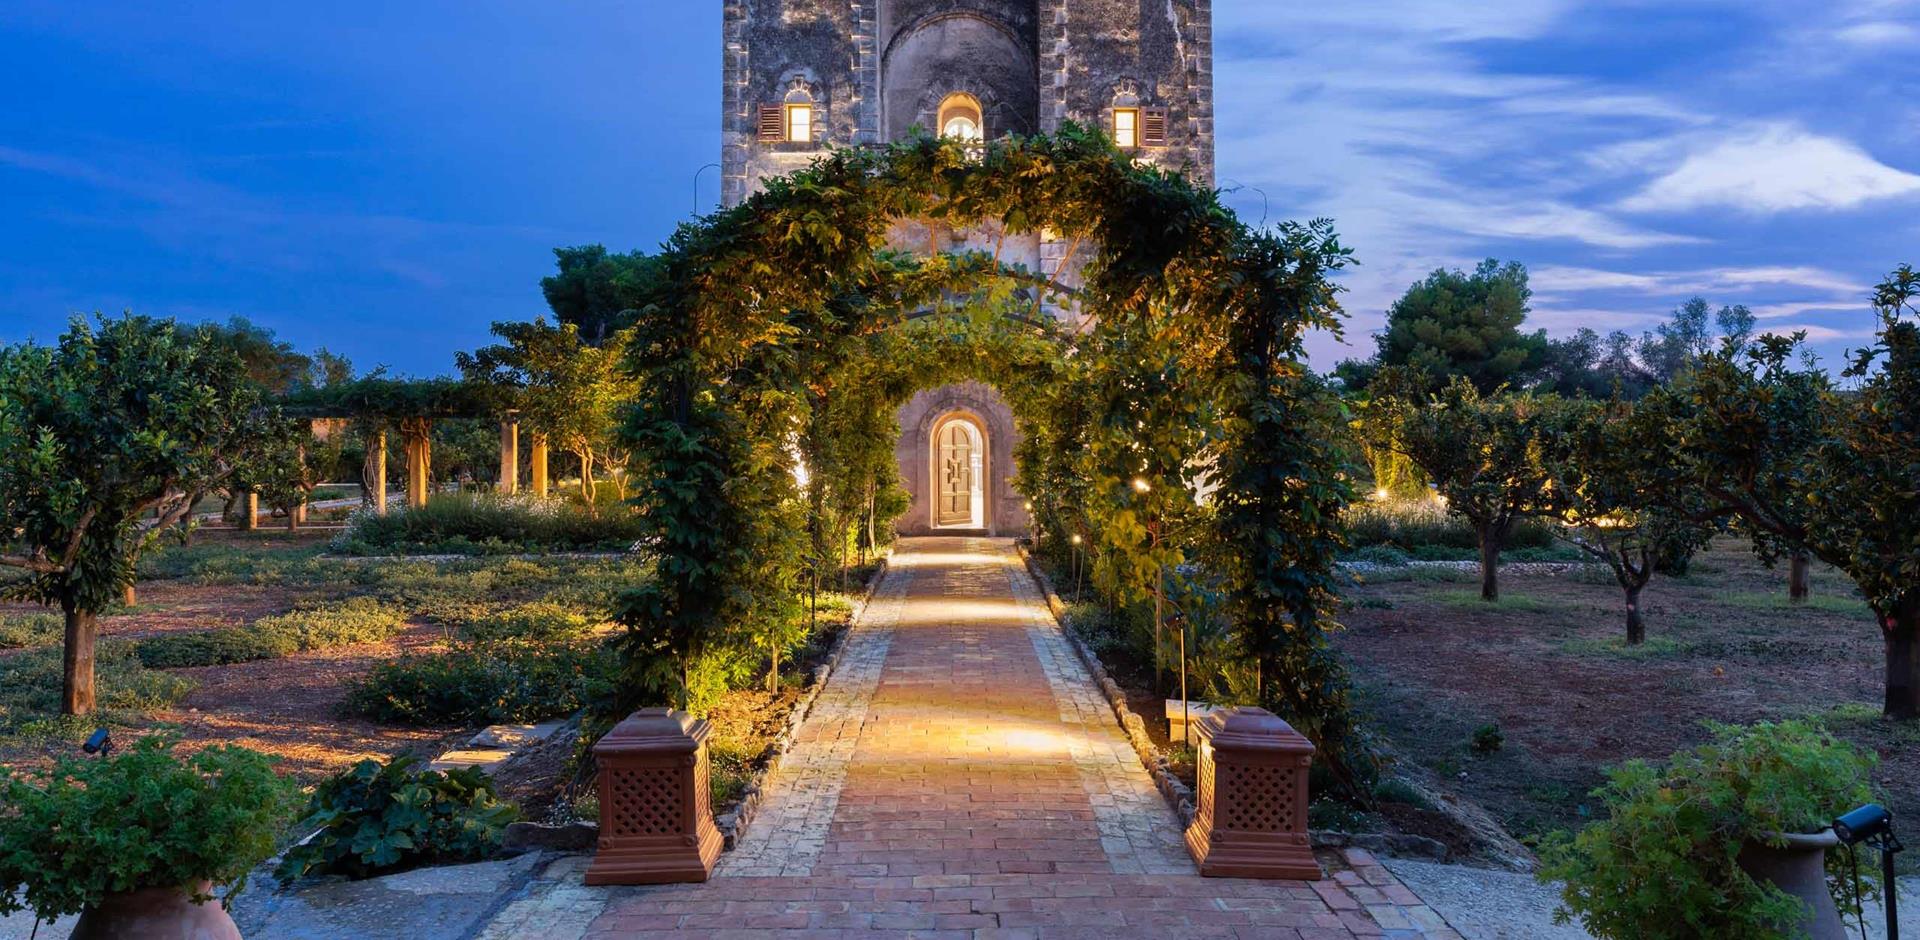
1833, 803, 1902, 939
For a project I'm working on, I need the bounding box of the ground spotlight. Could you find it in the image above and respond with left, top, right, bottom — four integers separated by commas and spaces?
82, 727, 113, 757
1833, 803, 1902, 939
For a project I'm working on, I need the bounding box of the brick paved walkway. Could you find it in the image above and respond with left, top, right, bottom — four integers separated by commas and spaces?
479, 538, 1459, 939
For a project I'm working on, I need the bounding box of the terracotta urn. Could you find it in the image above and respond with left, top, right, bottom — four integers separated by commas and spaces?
70, 881, 242, 940
1736, 829, 1847, 940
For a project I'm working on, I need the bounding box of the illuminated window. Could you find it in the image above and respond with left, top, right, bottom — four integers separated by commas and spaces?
1113, 107, 1140, 148
786, 103, 813, 143
938, 93, 984, 142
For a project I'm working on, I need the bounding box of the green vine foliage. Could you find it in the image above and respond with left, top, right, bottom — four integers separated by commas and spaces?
613, 126, 1372, 784
1539, 721, 1877, 939
277, 755, 519, 883
0, 737, 298, 920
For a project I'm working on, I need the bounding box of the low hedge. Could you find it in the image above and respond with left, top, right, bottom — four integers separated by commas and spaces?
136, 597, 409, 669
343, 639, 615, 726
0, 613, 61, 650
331, 492, 645, 556
0, 644, 194, 730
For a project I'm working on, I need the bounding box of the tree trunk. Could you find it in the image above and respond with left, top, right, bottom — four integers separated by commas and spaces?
61, 601, 98, 716
1789, 551, 1811, 604
768, 643, 780, 694
578, 451, 597, 506
1886, 605, 1919, 720
1624, 584, 1646, 646
1478, 526, 1502, 602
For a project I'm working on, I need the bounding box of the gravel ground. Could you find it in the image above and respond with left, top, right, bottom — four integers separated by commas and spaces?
1383, 858, 1592, 940
1386, 857, 1918, 940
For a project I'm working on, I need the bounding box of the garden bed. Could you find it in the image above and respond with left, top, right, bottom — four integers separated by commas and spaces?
1338, 538, 1919, 874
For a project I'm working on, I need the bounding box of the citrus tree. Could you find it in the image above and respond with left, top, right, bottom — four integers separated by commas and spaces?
1541, 398, 1712, 643
1649, 265, 1920, 718
0, 316, 269, 714
1399, 378, 1576, 601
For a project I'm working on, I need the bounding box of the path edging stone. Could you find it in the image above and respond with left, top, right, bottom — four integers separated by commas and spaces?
714, 554, 891, 850
1015, 544, 1198, 827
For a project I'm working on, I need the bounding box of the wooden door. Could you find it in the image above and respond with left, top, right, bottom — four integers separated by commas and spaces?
937, 423, 975, 527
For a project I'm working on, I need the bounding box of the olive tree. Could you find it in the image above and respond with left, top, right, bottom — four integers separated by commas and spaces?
0, 316, 265, 714
1399, 378, 1575, 601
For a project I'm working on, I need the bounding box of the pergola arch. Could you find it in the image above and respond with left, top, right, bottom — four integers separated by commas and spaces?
617, 126, 1372, 786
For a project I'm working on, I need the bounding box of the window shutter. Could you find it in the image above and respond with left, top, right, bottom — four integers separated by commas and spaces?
1141, 107, 1170, 147
758, 105, 785, 142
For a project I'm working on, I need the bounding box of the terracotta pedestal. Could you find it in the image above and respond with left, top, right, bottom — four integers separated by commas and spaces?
1184, 706, 1321, 880
585, 708, 723, 885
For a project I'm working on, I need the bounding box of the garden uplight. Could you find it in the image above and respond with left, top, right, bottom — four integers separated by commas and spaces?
1132, 478, 1151, 493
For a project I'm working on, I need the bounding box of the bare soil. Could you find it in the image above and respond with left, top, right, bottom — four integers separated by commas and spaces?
1337, 539, 1918, 871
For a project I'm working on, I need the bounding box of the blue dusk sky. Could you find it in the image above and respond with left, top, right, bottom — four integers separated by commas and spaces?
2, 2, 1915, 375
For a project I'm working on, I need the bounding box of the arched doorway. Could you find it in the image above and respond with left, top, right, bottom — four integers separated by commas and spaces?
930, 413, 986, 530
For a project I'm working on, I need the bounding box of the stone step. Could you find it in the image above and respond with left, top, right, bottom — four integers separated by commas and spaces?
429, 748, 516, 774
470, 721, 565, 749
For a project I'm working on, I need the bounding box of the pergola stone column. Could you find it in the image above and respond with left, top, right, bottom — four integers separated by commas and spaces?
368, 429, 389, 515
529, 433, 550, 498
498, 412, 519, 495
401, 418, 433, 510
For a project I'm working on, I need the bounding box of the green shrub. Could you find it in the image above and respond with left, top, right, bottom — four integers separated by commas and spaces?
0, 737, 299, 921
135, 597, 409, 669
459, 602, 599, 644
1471, 722, 1504, 755
1538, 721, 1877, 939
136, 628, 300, 668
344, 639, 615, 725
1344, 498, 1556, 551
277, 756, 518, 882
332, 492, 645, 556
0, 612, 61, 650
0, 644, 194, 729
1343, 544, 1411, 566
136, 543, 339, 586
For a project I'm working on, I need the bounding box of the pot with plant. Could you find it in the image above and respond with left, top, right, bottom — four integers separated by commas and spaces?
0, 736, 298, 939
1540, 720, 1878, 940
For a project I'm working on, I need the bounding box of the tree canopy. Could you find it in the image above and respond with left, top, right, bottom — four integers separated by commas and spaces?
1338, 259, 1546, 395
0, 315, 277, 713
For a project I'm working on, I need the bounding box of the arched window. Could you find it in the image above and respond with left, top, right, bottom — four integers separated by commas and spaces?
938, 93, 984, 142
783, 87, 815, 144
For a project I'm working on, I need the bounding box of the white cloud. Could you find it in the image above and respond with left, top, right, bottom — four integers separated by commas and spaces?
1618, 124, 1920, 213
1530, 264, 1863, 296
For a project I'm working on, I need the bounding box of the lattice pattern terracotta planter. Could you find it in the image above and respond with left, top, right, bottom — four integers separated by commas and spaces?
1183, 706, 1321, 880
584, 707, 723, 885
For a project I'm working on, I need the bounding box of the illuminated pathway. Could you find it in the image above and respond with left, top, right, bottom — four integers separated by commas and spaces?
480, 538, 1458, 939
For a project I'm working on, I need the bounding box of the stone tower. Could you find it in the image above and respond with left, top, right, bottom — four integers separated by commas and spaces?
722, 0, 1214, 536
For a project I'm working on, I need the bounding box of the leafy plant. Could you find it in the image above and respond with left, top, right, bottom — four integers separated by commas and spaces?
344, 638, 615, 725
1539, 721, 1877, 939
0, 737, 298, 920
277, 755, 518, 882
